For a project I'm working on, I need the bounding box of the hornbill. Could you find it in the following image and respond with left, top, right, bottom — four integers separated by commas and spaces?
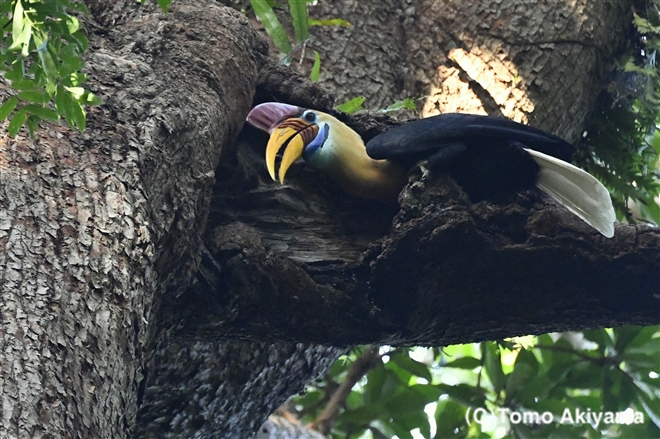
246, 102, 615, 237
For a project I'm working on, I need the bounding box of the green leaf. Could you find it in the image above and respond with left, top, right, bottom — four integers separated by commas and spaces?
11, 78, 39, 91
389, 421, 414, 439
326, 355, 351, 377
66, 73, 87, 86
70, 99, 86, 131
8, 109, 27, 137
622, 351, 660, 369
369, 421, 397, 439
536, 334, 554, 372
18, 90, 49, 104
385, 357, 413, 384
157, 0, 173, 12
409, 383, 442, 402
385, 388, 429, 414
617, 422, 660, 439
639, 200, 660, 227
9, 0, 25, 42
66, 15, 80, 34
562, 362, 603, 389
363, 360, 386, 405
308, 18, 350, 27
382, 98, 417, 113
510, 422, 534, 439
515, 348, 540, 375
437, 383, 486, 407
533, 397, 576, 415
515, 374, 556, 404
582, 328, 614, 351
390, 351, 432, 381
0, 97, 19, 121
34, 36, 60, 82
496, 339, 516, 351
483, 342, 505, 393
634, 13, 660, 34
4, 58, 25, 81
59, 47, 84, 78
614, 326, 647, 353
339, 405, 382, 426
443, 356, 481, 370
287, 0, 309, 44
23, 104, 60, 122
634, 382, 660, 428
45, 81, 56, 97
391, 409, 429, 437
624, 328, 660, 353
250, 0, 293, 54
602, 371, 621, 412
366, 369, 400, 406
293, 389, 322, 408
65, 86, 85, 99
83, 92, 103, 106
0, 0, 12, 14
26, 114, 40, 138
310, 51, 321, 82
9, 1, 32, 57
55, 86, 70, 120
434, 399, 467, 438
56, 85, 85, 130
71, 30, 89, 51
506, 349, 540, 401
335, 96, 365, 114
505, 362, 535, 399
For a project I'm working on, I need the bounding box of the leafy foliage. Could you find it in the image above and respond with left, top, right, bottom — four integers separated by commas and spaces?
335, 96, 366, 115
248, 0, 346, 82
577, 6, 660, 226
310, 50, 321, 82
381, 98, 418, 114
309, 18, 350, 28
1, 0, 102, 136
291, 328, 660, 438
250, 0, 295, 55
156, 0, 173, 13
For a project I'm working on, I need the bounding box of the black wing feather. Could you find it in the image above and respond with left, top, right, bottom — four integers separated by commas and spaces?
366, 113, 574, 162
365, 113, 576, 202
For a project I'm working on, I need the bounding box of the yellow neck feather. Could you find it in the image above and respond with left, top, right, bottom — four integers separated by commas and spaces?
316, 115, 406, 201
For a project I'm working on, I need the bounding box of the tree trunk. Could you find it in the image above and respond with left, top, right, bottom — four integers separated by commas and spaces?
0, 2, 657, 439
308, 0, 629, 141
2, 1, 266, 437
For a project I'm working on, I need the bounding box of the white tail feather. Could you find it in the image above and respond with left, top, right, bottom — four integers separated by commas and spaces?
523, 148, 616, 238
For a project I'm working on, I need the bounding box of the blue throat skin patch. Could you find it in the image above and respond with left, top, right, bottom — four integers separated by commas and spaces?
304, 123, 329, 161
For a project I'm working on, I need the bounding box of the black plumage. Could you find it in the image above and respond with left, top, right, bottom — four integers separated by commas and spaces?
366, 114, 575, 201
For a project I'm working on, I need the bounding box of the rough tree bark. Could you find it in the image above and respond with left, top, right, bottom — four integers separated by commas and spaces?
309, 0, 629, 140
0, 2, 657, 439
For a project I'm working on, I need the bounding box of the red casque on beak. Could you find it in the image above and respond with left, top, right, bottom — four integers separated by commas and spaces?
246, 102, 302, 133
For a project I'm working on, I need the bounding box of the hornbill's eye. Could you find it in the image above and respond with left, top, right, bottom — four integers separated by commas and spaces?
303, 111, 317, 123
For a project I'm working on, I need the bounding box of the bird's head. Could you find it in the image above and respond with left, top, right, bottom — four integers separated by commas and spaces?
246, 102, 351, 183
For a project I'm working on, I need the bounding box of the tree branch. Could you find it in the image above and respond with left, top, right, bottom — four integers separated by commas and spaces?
310, 346, 382, 434
190, 162, 660, 347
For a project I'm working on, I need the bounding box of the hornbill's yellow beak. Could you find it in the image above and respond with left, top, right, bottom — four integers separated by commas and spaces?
266, 119, 319, 183
246, 103, 318, 184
